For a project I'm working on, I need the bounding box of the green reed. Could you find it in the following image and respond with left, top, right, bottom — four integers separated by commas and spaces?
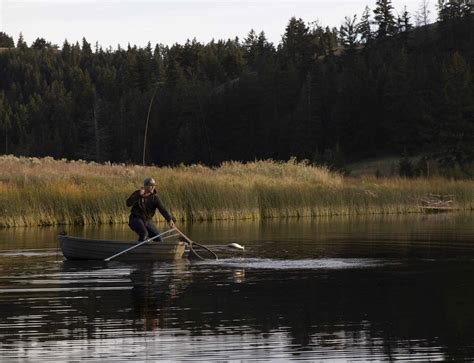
0, 155, 472, 227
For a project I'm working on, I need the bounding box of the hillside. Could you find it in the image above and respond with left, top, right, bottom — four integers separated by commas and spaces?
0, 8, 472, 172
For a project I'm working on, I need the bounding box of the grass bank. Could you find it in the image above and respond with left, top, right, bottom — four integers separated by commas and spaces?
0, 155, 473, 227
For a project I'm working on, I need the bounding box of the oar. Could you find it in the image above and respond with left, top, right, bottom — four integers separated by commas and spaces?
174, 227, 218, 260
104, 227, 176, 261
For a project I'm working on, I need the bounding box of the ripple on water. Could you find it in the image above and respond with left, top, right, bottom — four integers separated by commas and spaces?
195, 257, 392, 270
0, 249, 58, 257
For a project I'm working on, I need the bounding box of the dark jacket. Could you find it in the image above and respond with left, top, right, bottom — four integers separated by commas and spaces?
126, 189, 173, 222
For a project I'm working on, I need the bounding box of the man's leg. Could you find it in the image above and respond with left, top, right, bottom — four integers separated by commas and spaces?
128, 216, 148, 241
145, 220, 162, 241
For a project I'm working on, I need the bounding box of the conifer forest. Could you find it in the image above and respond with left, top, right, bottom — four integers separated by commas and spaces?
0, 1, 472, 173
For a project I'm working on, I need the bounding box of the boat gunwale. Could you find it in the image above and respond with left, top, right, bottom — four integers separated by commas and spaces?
58, 234, 187, 261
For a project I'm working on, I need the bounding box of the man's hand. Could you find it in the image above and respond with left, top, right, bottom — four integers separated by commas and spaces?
168, 220, 175, 228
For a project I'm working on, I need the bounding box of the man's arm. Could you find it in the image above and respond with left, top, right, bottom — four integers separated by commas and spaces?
126, 190, 141, 207
155, 197, 175, 225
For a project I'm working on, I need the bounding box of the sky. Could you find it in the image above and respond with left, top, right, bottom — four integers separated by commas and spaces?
1, 0, 437, 49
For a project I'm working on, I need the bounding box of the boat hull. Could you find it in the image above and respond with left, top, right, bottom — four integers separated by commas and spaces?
58, 235, 187, 261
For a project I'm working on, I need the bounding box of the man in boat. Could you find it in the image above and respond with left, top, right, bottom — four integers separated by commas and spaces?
127, 177, 175, 241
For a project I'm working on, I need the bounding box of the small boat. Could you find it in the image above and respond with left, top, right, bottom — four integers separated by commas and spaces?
58, 234, 187, 261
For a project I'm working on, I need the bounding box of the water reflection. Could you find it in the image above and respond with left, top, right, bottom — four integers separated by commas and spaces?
128, 260, 191, 332
0, 213, 473, 360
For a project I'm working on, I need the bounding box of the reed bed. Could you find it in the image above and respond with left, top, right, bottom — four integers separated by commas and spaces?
0, 155, 472, 227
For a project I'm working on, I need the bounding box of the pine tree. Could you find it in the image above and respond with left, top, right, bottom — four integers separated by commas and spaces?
324, 26, 339, 54
398, 152, 415, 177
358, 6, 373, 44
246, 31, 275, 71
151, 43, 166, 85
243, 29, 258, 51
16, 33, 27, 48
0, 91, 12, 153
339, 15, 359, 51
0, 11, 471, 166
243, 29, 259, 68
373, 0, 398, 38
31, 38, 49, 49
82, 37, 93, 55
280, 17, 313, 74
435, 52, 474, 165
78, 95, 110, 161
222, 38, 245, 79
0, 32, 15, 48
437, 0, 471, 22
398, 6, 414, 33
62, 40, 72, 63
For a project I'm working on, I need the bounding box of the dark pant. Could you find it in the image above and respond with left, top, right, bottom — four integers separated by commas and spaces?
128, 216, 162, 242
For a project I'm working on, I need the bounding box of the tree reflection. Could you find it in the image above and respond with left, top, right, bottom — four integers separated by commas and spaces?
1, 256, 473, 360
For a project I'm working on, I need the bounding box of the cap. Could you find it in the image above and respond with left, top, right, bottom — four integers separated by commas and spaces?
144, 177, 156, 186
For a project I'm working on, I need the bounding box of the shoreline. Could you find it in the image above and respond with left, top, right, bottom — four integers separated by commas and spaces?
1, 210, 473, 232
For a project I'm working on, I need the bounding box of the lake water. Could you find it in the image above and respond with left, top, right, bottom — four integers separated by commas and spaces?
0, 213, 473, 361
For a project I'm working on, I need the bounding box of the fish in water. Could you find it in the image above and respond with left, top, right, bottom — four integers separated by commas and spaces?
227, 243, 245, 250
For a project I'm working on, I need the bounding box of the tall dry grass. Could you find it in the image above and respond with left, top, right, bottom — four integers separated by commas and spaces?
0, 155, 472, 227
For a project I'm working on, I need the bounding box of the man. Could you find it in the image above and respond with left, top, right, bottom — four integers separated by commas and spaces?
127, 177, 175, 241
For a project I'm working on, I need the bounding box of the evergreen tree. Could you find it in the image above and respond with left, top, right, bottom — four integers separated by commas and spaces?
280, 17, 313, 75
358, 6, 374, 44
0, 32, 15, 48
373, 0, 398, 38
78, 95, 110, 161
324, 27, 339, 54
222, 38, 245, 79
31, 37, 51, 49
243, 29, 274, 71
0, 12, 472, 168
0, 91, 12, 153
435, 52, 474, 165
398, 152, 415, 177
398, 6, 414, 33
16, 33, 27, 48
437, 0, 471, 21
339, 15, 359, 51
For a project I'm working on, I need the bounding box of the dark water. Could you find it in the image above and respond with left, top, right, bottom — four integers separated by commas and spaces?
1, 213, 473, 361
